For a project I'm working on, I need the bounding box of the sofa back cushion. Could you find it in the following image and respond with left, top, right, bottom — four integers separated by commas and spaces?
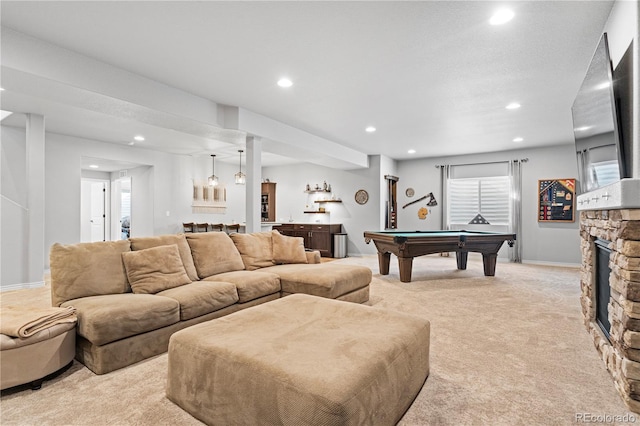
186, 232, 245, 278
271, 230, 308, 265
129, 234, 199, 281
122, 244, 191, 294
50, 240, 131, 307
230, 232, 276, 271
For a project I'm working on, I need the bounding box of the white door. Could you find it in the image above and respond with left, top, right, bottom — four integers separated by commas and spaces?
81, 179, 109, 242
90, 182, 106, 241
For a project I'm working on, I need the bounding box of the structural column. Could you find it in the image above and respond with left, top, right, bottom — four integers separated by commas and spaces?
26, 114, 46, 285
245, 136, 262, 233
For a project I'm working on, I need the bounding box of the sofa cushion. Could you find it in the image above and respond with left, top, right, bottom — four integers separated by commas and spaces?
129, 234, 199, 282
230, 232, 275, 271
157, 281, 239, 321
50, 240, 131, 307
261, 264, 372, 299
61, 294, 180, 346
186, 232, 245, 278
122, 245, 191, 294
204, 271, 281, 303
271, 230, 308, 264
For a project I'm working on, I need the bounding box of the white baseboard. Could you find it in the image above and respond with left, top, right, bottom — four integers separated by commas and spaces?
1, 281, 46, 292
522, 260, 580, 268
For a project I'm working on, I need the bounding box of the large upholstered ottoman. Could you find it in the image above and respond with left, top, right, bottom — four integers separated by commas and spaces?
167, 294, 430, 425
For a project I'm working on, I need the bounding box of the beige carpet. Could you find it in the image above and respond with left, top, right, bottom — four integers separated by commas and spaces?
0, 254, 635, 425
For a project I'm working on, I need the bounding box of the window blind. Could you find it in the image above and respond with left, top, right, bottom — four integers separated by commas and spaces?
448, 176, 510, 226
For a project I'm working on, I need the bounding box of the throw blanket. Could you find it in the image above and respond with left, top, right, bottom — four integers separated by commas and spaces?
0, 306, 77, 338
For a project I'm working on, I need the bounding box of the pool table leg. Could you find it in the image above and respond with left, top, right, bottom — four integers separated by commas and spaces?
398, 257, 413, 283
377, 252, 391, 275
456, 251, 468, 270
482, 253, 498, 276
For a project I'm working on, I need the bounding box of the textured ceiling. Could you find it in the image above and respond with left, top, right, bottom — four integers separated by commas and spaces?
0, 1, 614, 165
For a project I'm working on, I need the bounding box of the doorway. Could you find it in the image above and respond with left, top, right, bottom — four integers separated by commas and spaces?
114, 177, 132, 240
385, 175, 398, 229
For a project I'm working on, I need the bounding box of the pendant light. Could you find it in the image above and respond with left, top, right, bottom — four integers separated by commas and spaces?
208, 154, 219, 186
235, 149, 246, 185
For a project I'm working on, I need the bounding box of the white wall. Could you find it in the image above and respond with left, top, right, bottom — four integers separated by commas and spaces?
3, 1, 633, 288
267, 145, 581, 264
3, 122, 586, 288
125, 165, 154, 238
397, 144, 581, 265
41, 131, 246, 269
189, 156, 247, 226
1, 126, 29, 288
263, 156, 382, 256
605, 0, 638, 176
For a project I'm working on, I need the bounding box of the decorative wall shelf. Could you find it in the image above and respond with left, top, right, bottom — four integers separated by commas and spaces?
305, 190, 331, 194
304, 211, 329, 214
314, 200, 342, 203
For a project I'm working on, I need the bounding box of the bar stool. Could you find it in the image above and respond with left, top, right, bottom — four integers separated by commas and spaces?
225, 224, 241, 234
195, 223, 209, 233
210, 223, 224, 232
182, 223, 195, 233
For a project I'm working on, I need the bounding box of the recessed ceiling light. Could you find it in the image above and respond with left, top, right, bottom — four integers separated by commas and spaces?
595, 81, 610, 90
574, 126, 591, 132
277, 78, 293, 88
0, 87, 5, 91
128, 141, 135, 146
134, 135, 145, 141
505, 102, 521, 110
89, 164, 99, 169
513, 137, 523, 143
365, 126, 376, 133
408, 149, 416, 154
490, 9, 514, 25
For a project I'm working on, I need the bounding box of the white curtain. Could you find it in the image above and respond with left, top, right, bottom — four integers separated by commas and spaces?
576, 149, 588, 193
439, 165, 451, 230
508, 160, 523, 263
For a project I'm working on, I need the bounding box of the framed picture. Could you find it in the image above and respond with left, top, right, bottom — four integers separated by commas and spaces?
538, 178, 575, 222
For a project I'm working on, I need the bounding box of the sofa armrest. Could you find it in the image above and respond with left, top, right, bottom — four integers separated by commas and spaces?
305, 250, 321, 264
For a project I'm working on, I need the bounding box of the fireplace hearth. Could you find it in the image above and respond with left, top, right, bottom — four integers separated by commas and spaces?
580, 209, 640, 412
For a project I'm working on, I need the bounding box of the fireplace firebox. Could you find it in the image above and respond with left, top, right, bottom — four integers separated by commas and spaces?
594, 238, 612, 340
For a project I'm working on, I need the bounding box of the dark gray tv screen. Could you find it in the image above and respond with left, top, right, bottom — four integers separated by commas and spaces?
572, 32, 625, 194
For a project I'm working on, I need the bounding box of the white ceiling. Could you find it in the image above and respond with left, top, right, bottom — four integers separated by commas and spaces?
0, 1, 614, 166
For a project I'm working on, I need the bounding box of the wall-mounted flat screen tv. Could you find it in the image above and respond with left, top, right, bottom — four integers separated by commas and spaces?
572, 32, 626, 194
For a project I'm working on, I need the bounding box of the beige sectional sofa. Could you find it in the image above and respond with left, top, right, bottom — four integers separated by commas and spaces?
49, 230, 371, 375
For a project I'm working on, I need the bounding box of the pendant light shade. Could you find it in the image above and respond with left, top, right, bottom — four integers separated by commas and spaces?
235, 149, 246, 185
208, 154, 219, 186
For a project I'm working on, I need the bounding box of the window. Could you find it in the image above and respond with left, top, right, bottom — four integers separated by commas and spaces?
448, 176, 510, 226
590, 160, 619, 189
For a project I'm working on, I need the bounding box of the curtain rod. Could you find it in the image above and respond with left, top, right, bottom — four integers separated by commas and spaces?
435, 158, 528, 168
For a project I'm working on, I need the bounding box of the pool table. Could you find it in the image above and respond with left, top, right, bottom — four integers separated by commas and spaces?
364, 230, 516, 282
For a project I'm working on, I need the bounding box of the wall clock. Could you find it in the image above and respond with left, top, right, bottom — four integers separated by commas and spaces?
405, 188, 415, 197
355, 189, 369, 205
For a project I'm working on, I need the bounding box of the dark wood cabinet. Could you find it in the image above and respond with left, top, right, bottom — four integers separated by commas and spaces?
261, 182, 276, 222
273, 223, 341, 257
308, 224, 334, 254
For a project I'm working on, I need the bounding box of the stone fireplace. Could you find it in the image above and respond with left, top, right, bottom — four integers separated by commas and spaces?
580, 208, 640, 412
